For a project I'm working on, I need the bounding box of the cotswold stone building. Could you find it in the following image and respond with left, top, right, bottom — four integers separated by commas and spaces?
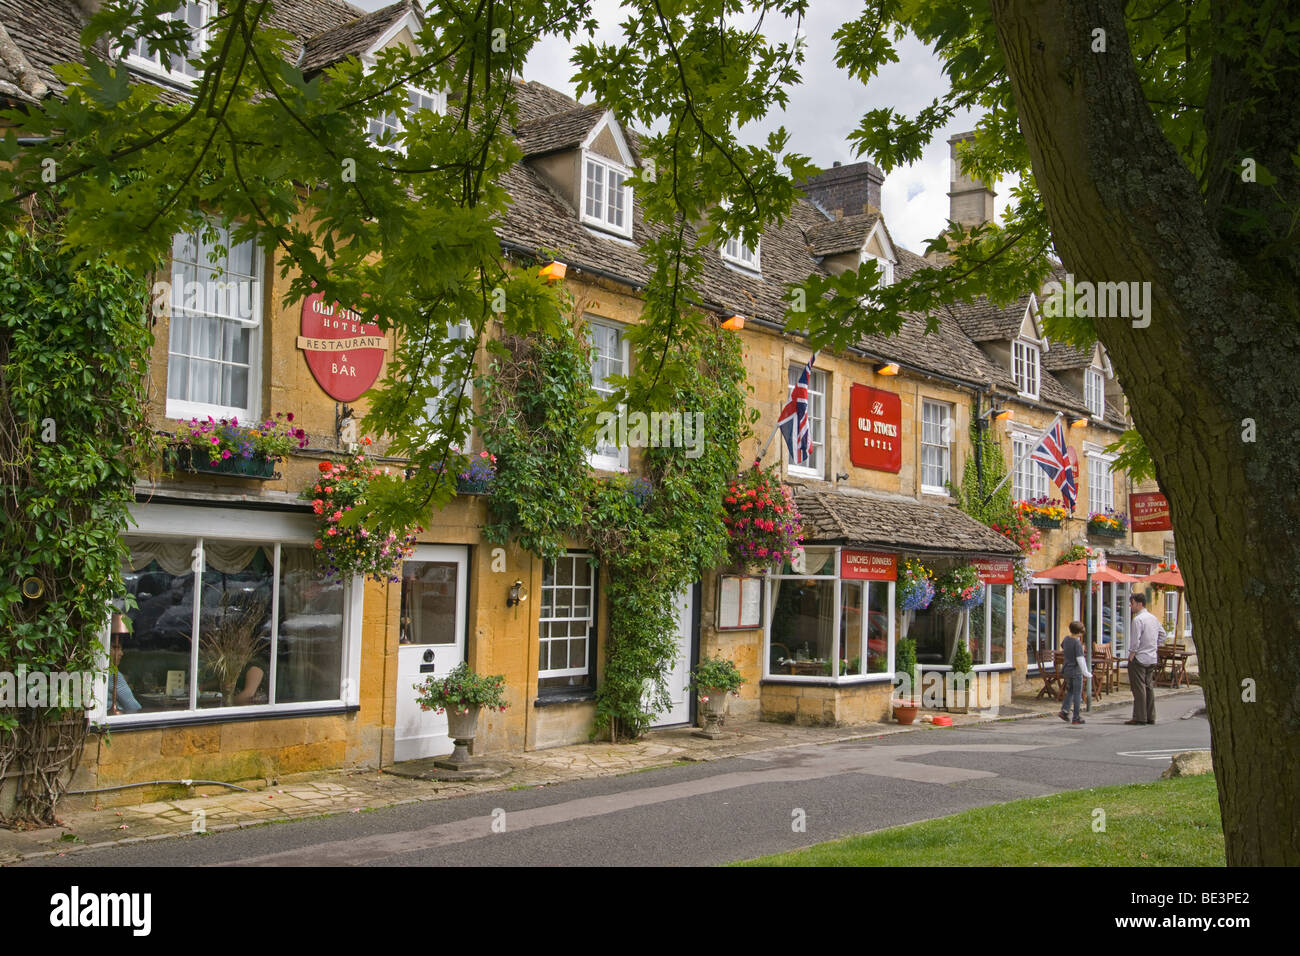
0, 0, 1176, 804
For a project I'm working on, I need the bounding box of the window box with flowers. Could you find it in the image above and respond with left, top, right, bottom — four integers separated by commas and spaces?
1017, 497, 1068, 529
723, 464, 804, 574
167, 413, 307, 478
456, 451, 497, 494
303, 444, 423, 583
1087, 509, 1128, 538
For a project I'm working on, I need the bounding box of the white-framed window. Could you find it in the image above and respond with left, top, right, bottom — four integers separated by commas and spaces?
123, 1, 214, 85
538, 552, 596, 693
1012, 339, 1040, 399
920, 399, 952, 494
98, 505, 360, 725
581, 154, 633, 237
968, 584, 1013, 667
588, 318, 628, 471
166, 219, 263, 422
368, 86, 444, 152
1085, 368, 1105, 418
866, 253, 894, 288
765, 547, 895, 681
786, 364, 827, 478
1026, 582, 1058, 670
1088, 453, 1115, 514
722, 234, 760, 271
1012, 433, 1049, 502
420, 319, 475, 450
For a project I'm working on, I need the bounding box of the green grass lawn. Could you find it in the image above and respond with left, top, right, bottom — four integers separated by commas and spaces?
737, 775, 1224, 867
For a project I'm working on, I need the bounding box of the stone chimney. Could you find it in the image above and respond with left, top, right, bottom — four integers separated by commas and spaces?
947, 132, 995, 227
73, 0, 101, 16
800, 160, 885, 220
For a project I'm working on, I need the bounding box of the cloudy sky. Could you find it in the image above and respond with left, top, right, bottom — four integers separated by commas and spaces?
352, 0, 1010, 254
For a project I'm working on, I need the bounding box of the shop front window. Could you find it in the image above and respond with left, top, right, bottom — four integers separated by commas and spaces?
1026, 583, 1058, 669
110, 536, 347, 719
766, 548, 894, 681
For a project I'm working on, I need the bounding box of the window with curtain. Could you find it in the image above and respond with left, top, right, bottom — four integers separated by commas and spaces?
110, 535, 346, 720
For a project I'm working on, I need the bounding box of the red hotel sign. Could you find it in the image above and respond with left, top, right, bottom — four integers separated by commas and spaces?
973, 557, 1014, 585
850, 384, 902, 473
840, 550, 897, 581
1130, 492, 1172, 532
297, 292, 389, 402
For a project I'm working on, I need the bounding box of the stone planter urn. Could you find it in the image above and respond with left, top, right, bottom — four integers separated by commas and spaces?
694, 688, 731, 739
434, 705, 481, 771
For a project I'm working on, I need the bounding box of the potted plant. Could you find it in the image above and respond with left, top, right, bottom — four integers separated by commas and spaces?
690, 654, 746, 738
933, 564, 985, 612
169, 412, 307, 478
947, 637, 974, 713
1087, 508, 1129, 538
892, 637, 920, 724
303, 445, 423, 583
456, 451, 497, 494
413, 661, 509, 770
722, 463, 804, 574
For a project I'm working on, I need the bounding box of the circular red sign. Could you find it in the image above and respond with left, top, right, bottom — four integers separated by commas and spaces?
297, 292, 388, 402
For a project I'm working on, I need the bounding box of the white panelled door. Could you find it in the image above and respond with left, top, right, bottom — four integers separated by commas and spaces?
394, 545, 468, 762
650, 587, 695, 727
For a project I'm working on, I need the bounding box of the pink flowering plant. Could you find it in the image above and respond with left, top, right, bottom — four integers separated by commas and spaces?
723, 464, 804, 571
414, 661, 508, 716
172, 412, 307, 465
991, 507, 1042, 554
933, 564, 985, 612
690, 655, 746, 699
302, 445, 422, 582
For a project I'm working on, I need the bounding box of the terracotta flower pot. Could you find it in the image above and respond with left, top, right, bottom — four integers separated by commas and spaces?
892, 700, 920, 724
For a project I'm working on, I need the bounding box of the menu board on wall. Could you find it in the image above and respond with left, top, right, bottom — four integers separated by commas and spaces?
717, 575, 763, 630
849, 384, 902, 473
840, 550, 897, 580
973, 557, 1014, 584
1130, 492, 1173, 532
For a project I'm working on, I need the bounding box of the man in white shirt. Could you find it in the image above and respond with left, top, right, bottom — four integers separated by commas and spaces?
1126, 593, 1162, 724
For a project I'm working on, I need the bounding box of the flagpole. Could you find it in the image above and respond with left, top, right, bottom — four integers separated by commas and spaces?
980, 411, 1063, 504
755, 351, 818, 467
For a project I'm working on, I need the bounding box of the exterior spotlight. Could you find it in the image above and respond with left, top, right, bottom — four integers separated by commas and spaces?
721, 314, 745, 330
994, 409, 1014, 421
1070, 417, 1089, 428
507, 579, 528, 607
874, 363, 900, 376
538, 261, 567, 283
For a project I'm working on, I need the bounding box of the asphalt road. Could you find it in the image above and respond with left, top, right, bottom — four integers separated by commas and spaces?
21, 693, 1210, 867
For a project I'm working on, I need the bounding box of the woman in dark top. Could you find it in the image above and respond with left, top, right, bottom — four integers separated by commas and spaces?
1058, 620, 1094, 725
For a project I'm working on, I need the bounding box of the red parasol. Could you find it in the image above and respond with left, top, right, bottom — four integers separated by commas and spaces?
1033, 558, 1139, 584
1139, 568, 1185, 590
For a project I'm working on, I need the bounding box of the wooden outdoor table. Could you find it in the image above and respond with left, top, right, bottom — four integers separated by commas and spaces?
1155, 646, 1190, 688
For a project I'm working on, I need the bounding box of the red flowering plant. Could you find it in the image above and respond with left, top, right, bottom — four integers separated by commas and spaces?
722, 463, 804, 572
413, 661, 508, 716
991, 507, 1042, 554
302, 443, 422, 582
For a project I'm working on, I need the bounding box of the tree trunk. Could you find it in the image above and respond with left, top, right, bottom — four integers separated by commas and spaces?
991, 0, 1300, 864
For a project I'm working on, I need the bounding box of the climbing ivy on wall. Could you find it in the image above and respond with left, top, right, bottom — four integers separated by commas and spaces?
950, 410, 1013, 528
477, 310, 750, 739
0, 205, 157, 824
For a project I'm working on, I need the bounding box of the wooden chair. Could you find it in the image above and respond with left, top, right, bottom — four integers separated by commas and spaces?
1034, 648, 1064, 700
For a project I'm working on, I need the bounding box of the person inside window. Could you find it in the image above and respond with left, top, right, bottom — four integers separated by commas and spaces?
230, 653, 269, 706
110, 637, 142, 715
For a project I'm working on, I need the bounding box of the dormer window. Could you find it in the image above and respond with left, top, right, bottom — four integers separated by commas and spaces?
582, 155, 632, 238
1012, 339, 1040, 399
722, 235, 760, 271
124, 1, 214, 85
368, 86, 444, 152
1085, 367, 1105, 418
866, 253, 894, 288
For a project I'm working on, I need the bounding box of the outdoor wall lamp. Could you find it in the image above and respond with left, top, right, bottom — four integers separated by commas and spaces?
976, 403, 1013, 426
874, 362, 900, 376
111, 612, 130, 634
538, 261, 567, 283
507, 579, 528, 607
835, 472, 849, 482
1070, 417, 1089, 428
721, 313, 746, 330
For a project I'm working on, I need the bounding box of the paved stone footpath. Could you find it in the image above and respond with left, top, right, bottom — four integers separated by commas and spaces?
0, 686, 1200, 865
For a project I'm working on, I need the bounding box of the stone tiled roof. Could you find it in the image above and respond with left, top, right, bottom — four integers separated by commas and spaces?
948, 294, 1032, 342
805, 212, 878, 256
298, 1, 418, 74
1042, 340, 1091, 371
512, 80, 580, 122
514, 104, 606, 156
796, 490, 1021, 556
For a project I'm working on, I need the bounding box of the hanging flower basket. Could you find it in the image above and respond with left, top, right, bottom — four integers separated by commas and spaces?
723, 463, 804, 573
933, 564, 985, 612
896, 557, 935, 611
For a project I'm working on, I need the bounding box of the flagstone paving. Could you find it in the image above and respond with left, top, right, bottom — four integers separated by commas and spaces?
0, 685, 1199, 865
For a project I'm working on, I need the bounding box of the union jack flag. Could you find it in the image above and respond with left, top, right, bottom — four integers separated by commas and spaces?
778, 353, 818, 465
1031, 418, 1077, 512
